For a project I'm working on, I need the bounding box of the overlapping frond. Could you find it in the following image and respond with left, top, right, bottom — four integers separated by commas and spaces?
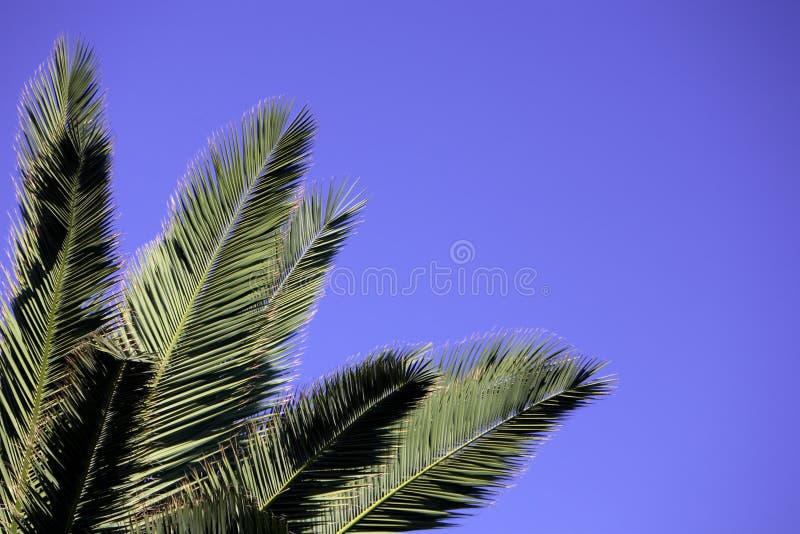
248, 180, 366, 399
193, 348, 436, 532
328, 331, 613, 533
103, 100, 320, 518
0, 37, 119, 531
129, 179, 366, 517
1, 38, 613, 534
67, 332, 156, 531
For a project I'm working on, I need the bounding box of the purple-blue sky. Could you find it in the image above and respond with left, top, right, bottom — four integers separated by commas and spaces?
1, 1, 798, 532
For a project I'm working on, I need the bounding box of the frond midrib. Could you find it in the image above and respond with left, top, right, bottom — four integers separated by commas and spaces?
268, 190, 349, 302
10, 177, 79, 532
146, 141, 282, 416
129, 121, 292, 503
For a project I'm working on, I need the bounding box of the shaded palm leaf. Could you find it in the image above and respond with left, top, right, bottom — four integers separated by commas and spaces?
193, 347, 436, 532
0, 38, 119, 532
67, 332, 156, 531
247, 180, 367, 417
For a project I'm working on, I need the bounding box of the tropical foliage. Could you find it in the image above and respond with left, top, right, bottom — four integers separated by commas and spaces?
0, 39, 612, 533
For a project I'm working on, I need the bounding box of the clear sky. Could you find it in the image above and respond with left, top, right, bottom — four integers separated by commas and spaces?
1, 1, 798, 532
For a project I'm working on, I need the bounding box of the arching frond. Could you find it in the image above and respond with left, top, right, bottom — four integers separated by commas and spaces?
89, 99, 320, 523
329, 332, 613, 533
0, 37, 119, 532
0, 38, 614, 534
67, 332, 156, 532
193, 347, 436, 532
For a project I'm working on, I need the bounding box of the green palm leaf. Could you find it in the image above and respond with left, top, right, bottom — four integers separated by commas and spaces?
328, 332, 613, 533
132, 180, 367, 516
66, 334, 156, 531
248, 180, 367, 413
107, 100, 318, 514
0, 38, 614, 534
193, 347, 436, 532
0, 38, 119, 531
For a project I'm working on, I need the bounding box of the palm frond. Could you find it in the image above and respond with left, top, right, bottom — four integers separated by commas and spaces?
328, 331, 613, 533
107, 100, 318, 516
0, 38, 119, 531
1, 38, 615, 533
192, 347, 436, 532
66, 332, 156, 531
249, 180, 366, 403
133, 179, 366, 517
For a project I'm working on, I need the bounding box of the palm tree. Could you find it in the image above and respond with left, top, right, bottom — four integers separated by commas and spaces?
0, 39, 612, 533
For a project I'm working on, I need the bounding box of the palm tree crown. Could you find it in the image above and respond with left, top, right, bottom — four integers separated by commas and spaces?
0, 39, 612, 533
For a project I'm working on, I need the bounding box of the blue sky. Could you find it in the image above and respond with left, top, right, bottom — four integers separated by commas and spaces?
1, 1, 798, 532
